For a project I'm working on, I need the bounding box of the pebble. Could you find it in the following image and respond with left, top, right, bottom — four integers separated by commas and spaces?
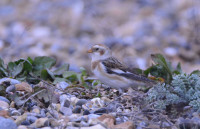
0, 116, 17, 129
32, 117, 49, 128
21, 120, 30, 126
0, 96, 10, 104
0, 78, 20, 85
94, 108, 108, 115
0, 100, 9, 109
6, 85, 15, 93
0, 110, 9, 118
81, 124, 106, 129
11, 110, 21, 116
91, 98, 104, 108
76, 99, 87, 107
15, 82, 33, 93
83, 110, 90, 115
60, 107, 73, 116
72, 106, 82, 114
32, 108, 40, 114
63, 100, 71, 108
56, 81, 69, 90
17, 125, 28, 129
27, 115, 38, 124
15, 113, 27, 125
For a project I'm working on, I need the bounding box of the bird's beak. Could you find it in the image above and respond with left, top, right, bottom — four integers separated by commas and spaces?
87, 49, 93, 53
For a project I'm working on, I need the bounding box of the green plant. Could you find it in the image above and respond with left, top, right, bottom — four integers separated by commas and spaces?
0, 56, 89, 87
147, 74, 200, 111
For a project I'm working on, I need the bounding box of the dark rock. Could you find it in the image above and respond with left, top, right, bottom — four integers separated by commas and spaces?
27, 116, 38, 123
72, 106, 82, 114
63, 100, 70, 108
0, 116, 17, 129
21, 120, 30, 125
94, 108, 108, 115
76, 99, 87, 107
83, 110, 90, 115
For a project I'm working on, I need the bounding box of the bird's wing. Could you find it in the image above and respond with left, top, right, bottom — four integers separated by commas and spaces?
102, 57, 155, 83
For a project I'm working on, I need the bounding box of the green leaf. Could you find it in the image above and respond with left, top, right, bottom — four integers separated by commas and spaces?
53, 77, 67, 84
8, 62, 23, 78
63, 71, 78, 82
0, 67, 8, 77
53, 64, 69, 75
173, 62, 182, 75
0, 58, 8, 77
41, 69, 55, 80
151, 54, 173, 83
32, 56, 56, 76
80, 67, 87, 76
190, 70, 200, 76
27, 57, 33, 64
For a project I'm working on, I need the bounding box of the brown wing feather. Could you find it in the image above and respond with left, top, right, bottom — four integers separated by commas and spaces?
102, 57, 155, 84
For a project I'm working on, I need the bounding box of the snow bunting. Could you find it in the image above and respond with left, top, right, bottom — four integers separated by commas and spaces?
87, 44, 155, 92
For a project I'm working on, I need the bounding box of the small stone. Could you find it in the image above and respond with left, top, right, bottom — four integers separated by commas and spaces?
0, 78, 20, 85
73, 106, 82, 114
56, 81, 69, 90
15, 113, 27, 125
33, 117, 48, 128
17, 125, 28, 129
0, 110, 9, 118
40, 109, 46, 117
96, 114, 115, 128
60, 107, 72, 116
10, 101, 15, 108
164, 47, 177, 57
114, 121, 135, 129
41, 127, 51, 129
49, 119, 60, 127
81, 124, 106, 129
76, 99, 87, 107
83, 110, 90, 115
63, 100, 70, 108
21, 120, 30, 125
0, 116, 17, 129
94, 108, 108, 115
0, 100, 9, 109
32, 108, 40, 114
11, 110, 21, 116
0, 96, 10, 104
91, 98, 104, 107
6, 85, 15, 93
15, 82, 33, 93
27, 116, 38, 124
88, 114, 100, 120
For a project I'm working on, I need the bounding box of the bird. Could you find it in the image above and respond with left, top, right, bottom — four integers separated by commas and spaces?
87, 44, 156, 93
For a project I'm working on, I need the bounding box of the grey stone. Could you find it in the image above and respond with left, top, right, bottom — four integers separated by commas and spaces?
6, 85, 15, 93
0, 96, 10, 104
94, 108, 108, 115
57, 81, 69, 90
72, 106, 82, 114
63, 100, 71, 108
83, 110, 90, 115
76, 99, 87, 107
27, 115, 38, 123
88, 114, 100, 120
0, 116, 17, 129
60, 107, 72, 116
0, 78, 20, 85
21, 120, 30, 125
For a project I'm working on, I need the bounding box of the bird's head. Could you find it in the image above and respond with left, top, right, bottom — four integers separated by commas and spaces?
87, 44, 112, 61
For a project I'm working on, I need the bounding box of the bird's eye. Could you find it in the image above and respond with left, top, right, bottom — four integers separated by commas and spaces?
95, 48, 99, 51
